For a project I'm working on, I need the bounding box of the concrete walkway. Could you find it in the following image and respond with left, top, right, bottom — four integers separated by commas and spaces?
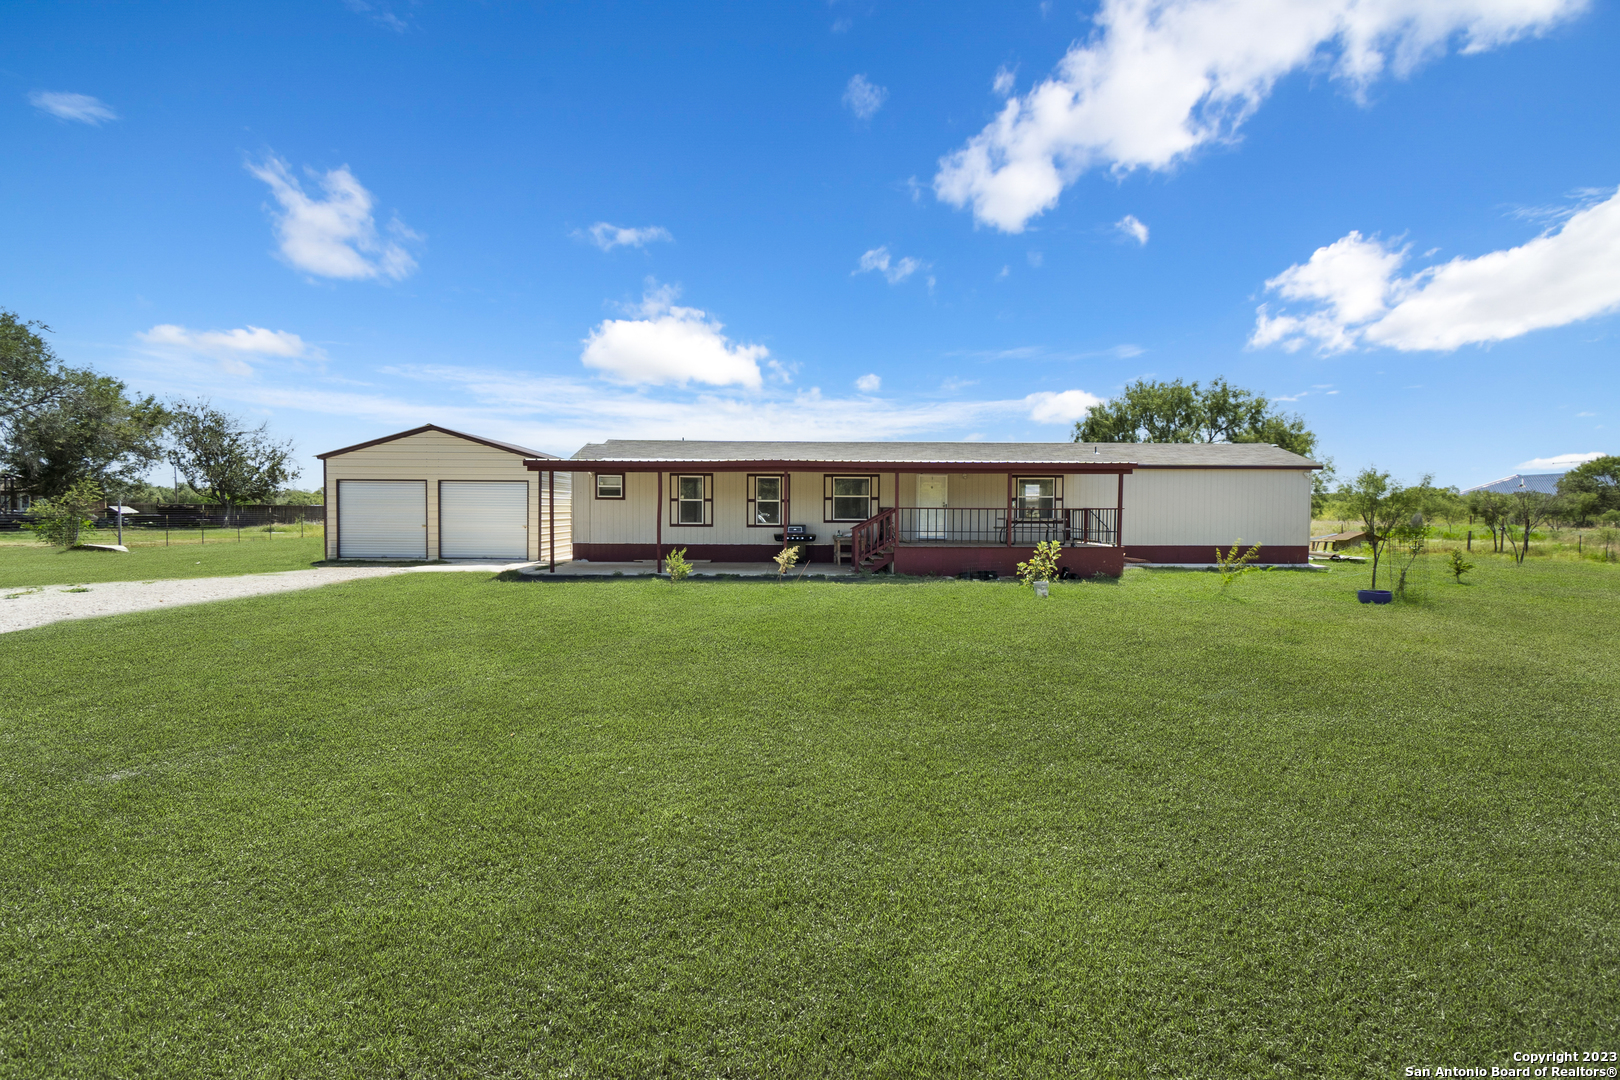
0, 561, 540, 636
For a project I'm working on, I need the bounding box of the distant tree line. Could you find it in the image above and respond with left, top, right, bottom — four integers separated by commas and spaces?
1, 309, 303, 516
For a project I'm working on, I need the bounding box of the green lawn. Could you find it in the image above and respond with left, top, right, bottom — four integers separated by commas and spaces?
0, 532, 326, 588
2, 559, 1615, 1077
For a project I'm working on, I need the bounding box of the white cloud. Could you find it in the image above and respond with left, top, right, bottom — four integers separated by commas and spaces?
137, 324, 314, 377
582, 285, 767, 390
1516, 452, 1606, 471
993, 66, 1018, 97
855, 246, 925, 284
1116, 214, 1150, 245
843, 75, 888, 120
246, 155, 418, 281
1253, 187, 1620, 353
855, 373, 882, 393
1027, 250, 1044, 267
1026, 389, 1104, 424
28, 91, 117, 125
578, 222, 674, 251
934, 0, 1586, 232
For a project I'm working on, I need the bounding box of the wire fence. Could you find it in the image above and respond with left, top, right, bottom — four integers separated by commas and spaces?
0, 508, 326, 548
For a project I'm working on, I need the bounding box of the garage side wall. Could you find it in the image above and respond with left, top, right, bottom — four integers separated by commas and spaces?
325, 430, 568, 561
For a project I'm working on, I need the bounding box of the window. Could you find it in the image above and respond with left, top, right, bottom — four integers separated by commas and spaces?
748, 474, 786, 526
595, 473, 624, 499
670, 474, 712, 526
1015, 476, 1061, 520
826, 475, 877, 521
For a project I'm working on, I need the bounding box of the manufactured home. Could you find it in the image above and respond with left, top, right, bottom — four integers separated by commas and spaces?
317, 430, 1317, 574
550, 440, 1318, 576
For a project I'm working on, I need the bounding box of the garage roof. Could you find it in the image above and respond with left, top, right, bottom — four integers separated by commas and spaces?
317, 424, 560, 460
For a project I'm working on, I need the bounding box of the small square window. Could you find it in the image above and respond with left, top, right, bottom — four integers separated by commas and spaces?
1015, 477, 1057, 519
596, 474, 624, 499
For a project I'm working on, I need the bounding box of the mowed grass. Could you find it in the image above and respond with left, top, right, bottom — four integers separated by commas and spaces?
1, 560, 1615, 1078
0, 532, 325, 588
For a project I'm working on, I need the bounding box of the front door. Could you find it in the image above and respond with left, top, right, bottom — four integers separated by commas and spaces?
916, 474, 947, 540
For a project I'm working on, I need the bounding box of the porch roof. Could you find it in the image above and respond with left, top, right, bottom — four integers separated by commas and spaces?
535, 439, 1318, 472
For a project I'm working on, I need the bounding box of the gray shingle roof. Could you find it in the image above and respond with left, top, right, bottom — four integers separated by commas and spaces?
570, 440, 1318, 468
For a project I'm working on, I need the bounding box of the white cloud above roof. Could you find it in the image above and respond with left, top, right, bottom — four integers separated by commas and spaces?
582, 285, 767, 389
578, 223, 674, 250
843, 75, 888, 120
28, 91, 118, 124
1252, 186, 1620, 353
247, 155, 419, 281
934, 0, 1587, 232
1516, 452, 1606, 470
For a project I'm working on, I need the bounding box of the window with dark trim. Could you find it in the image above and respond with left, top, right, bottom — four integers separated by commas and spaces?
670, 474, 713, 526
747, 474, 787, 526
595, 473, 625, 499
824, 475, 878, 522
1014, 476, 1062, 520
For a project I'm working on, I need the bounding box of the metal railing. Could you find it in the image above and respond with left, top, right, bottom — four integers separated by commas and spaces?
890, 506, 1118, 546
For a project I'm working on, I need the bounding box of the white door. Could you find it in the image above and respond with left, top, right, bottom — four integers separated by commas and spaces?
339, 480, 427, 559
439, 481, 529, 559
916, 474, 948, 540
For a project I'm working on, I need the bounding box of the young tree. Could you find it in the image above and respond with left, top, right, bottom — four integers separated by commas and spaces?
1074, 376, 1318, 458
26, 478, 103, 548
1341, 467, 1430, 590
1503, 490, 1558, 565
168, 400, 299, 521
1466, 490, 1512, 552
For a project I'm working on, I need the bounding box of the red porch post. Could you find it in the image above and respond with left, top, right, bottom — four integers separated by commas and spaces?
548, 469, 556, 572
1005, 473, 1013, 546
655, 470, 663, 571
1116, 470, 1125, 548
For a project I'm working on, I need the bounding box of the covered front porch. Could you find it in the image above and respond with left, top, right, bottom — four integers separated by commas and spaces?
539, 450, 1134, 578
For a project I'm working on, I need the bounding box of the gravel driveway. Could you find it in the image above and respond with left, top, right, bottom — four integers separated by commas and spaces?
0, 562, 530, 635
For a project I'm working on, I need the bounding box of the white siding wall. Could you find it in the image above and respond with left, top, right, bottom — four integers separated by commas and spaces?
568, 465, 1307, 550
1122, 468, 1312, 547
324, 429, 571, 561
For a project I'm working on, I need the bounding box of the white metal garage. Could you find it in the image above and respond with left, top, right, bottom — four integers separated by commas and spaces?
318, 425, 571, 565
338, 480, 428, 559
439, 481, 528, 559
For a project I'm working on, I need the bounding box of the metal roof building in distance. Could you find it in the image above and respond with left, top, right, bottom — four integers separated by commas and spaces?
1461, 473, 1565, 496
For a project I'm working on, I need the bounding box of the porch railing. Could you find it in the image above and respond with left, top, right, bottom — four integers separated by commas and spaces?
850, 506, 899, 567
892, 507, 1118, 546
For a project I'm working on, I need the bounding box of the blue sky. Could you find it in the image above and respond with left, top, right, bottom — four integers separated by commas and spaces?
4, 0, 1617, 490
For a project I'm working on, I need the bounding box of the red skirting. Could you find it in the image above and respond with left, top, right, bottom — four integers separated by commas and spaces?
893, 546, 1125, 578
575, 542, 836, 564
1123, 544, 1309, 564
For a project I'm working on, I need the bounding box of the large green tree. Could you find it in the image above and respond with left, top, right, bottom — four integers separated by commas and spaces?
1557, 455, 1620, 514
167, 399, 299, 518
1074, 377, 1318, 458
1, 310, 170, 498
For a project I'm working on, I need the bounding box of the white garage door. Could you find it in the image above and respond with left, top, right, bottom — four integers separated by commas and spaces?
439, 481, 529, 560
338, 480, 427, 559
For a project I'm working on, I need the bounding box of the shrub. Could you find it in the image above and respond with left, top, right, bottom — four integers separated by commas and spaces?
27, 479, 103, 549
1016, 540, 1063, 588
1216, 540, 1262, 588
1448, 549, 1475, 582
664, 547, 693, 581
772, 545, 803, 580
